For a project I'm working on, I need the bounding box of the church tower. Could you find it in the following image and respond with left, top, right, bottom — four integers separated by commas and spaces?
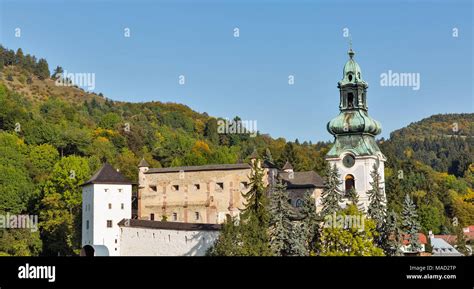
325, 47, 386, 210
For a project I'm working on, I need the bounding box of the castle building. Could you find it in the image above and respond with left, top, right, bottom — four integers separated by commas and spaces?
81, 163, 133, 256
326, 47, 386, 209
137, 157, 324, 224
80, 48, 385, 256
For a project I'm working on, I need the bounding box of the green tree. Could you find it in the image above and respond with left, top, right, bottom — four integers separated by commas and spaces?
300, 191, 320, 254
382, 210, 403, 256
346, 187, 359, 208
0, 227, 42, 256
454, 226, 470, 256
268, 181, 294, 256
35, 58, 50, 80
206, 217, 243, 256
367, 164, 386, 233
239, 158, 271, 256
318, 205, 384, 256
321, 164, 342, 216
40, 155, 91, 255
401, 194, 422, 253
0, 132, 34, 214
52, 66, 64, 79
28, 144, 59, 182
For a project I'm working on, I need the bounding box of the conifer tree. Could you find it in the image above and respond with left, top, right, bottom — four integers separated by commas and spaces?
401, 194, 421, 253
35, 58, 50, 80
367, 164, 386, 231
263, 148, 274, 164
382, 210, 403, 256
455, 226, 470, 256
299, 190, 320, 254
206, 217, 242, 256
321, 163, 342, 216
239, 158, 271, 255
346, 187, 359, 208
268, 181, 294, 256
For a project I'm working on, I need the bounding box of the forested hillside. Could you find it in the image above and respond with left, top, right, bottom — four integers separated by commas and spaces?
0, 46, 472, 256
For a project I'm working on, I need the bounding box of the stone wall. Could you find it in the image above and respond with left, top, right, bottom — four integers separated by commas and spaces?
119, 224, 220, 256
139, 167, 272, 224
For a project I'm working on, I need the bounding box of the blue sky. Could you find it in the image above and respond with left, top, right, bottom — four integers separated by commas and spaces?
1, 0, 472, 142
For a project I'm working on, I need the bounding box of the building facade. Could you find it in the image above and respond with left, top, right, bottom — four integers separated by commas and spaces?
137, 158, 325, 224
81, 163, 133, 256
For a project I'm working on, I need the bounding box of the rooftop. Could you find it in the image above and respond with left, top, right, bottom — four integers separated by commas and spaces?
82, 163, 133, 186
279, 171, 325, 189
430, 237, 463, 256
145, 163, 251, 174
118, 219, 222, 231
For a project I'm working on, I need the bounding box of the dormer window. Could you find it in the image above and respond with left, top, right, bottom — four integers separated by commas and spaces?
348, 74, 353, 82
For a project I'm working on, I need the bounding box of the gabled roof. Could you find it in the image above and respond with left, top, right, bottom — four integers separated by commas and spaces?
282, 161, 293, 170
138, 158, 149, 168
279, 171, 325, 189
82, 163, 132, 186
402, 233, 428, 245
430, 237, 463, 256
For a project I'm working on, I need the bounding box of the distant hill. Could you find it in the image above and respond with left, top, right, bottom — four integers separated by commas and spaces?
380, 114, 474, 177
390, 113, 474, 141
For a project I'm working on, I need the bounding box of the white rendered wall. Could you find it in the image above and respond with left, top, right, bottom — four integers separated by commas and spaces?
82, 184, 94, 247
83, 184, 132, 256
326, 154, 385, 210
120, 227, 219, 256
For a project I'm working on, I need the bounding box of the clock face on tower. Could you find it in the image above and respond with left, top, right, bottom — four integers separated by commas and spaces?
342, 154, 355, 168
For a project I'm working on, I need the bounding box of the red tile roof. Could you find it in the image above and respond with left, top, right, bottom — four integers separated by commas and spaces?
402, 233, 427, 245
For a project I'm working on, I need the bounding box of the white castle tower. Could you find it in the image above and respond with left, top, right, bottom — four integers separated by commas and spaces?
81, 163, 133, 256
325, 48, 386, 210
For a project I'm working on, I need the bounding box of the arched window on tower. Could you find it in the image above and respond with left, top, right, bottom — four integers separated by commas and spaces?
347, 93, 354, 108
345, 174, 355, 195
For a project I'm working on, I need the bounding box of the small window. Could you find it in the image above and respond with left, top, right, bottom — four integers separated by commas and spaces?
104, 188, 109, 192
194, 184, 200, 191
347, 93, 354, 108
107, 220, 112, 228
216, 182, 224, 190
150, 213, 155, 221
150, 185, 157, 192
173, 213, 178, 221
295, 199, 304, 208
195, 212, 200, 220
118, 189, 122, 193
86, 220, 89, 230
108, 203, 112, 209
115, 239, 117, 244
240, 182, 248, 189
121, 203, 124, 210
172, 185, 179, 191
